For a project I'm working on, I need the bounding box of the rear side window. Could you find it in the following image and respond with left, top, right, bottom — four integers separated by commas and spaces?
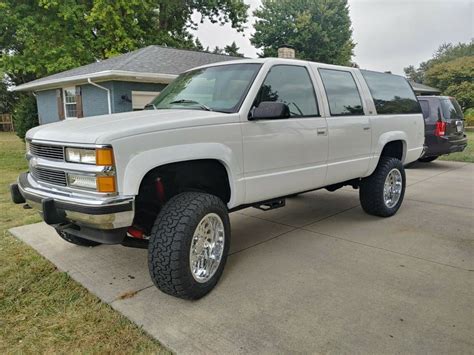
319, 69, 364, 116
361, 70, 421, 114
255, 65, 319, 117
419, 100, 430, 119
441, 98, 464, 120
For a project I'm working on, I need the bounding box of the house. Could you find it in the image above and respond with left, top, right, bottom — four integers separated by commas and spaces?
409, 81, 441, 96
13, 46, 242, 124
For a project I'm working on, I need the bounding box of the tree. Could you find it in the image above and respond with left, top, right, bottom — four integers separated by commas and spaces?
404, 40, 473, 83
424, 56, 474, 109
195, 38, 204, 51
12, 94, 38, 140
404, 65, 424, 83
0, 74, 16, 114
0, 0, 249, 86
251, 0, 355, 65
212, 46, 224, 55
224, 41, 244, 57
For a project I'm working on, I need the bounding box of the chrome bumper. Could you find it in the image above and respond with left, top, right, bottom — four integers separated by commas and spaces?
15, 172, 134, 230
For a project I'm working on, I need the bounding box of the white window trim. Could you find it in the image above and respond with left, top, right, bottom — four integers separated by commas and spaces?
63, 86, 77, 119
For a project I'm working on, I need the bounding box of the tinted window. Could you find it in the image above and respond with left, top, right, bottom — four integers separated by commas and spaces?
361, 70, 421, 114
319, 69, 364, 116
441, 98, 463, 120
255, 65, 319, 117
419, 100, 430, 119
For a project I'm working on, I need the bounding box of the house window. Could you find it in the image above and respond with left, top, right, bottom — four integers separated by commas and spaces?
63, 87, 77, 119
132, 91, 160, 110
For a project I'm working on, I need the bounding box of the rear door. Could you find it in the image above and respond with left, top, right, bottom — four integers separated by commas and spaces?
440, 97, 465, 139
316, 68, 372, 183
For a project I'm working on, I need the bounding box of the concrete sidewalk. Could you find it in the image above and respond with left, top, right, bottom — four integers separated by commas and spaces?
9, 161, 474, 354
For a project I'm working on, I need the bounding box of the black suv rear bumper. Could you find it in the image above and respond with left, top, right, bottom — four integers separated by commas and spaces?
422, 135, 468, 158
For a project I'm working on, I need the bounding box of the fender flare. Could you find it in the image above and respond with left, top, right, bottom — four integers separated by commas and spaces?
120, 143, 243, 207
367, 131, 408, 175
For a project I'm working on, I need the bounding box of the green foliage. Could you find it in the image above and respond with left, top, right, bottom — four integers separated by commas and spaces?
0, 75, 16, 114
251, 0, 355, 65
224, 42, 244, 57
12, 94, 38, 140
404, 40, 473, 83
464, 108, 474, 126
424, 56, 474, 109
0, 0, 249, 85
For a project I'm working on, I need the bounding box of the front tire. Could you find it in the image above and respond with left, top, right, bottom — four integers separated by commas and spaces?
55, 229, 101, 247
418, 156, 438, 163
148, 192, 230, 300
359, 157, 406, 217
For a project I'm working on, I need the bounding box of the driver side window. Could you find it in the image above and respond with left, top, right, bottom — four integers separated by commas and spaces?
254, 65, 319, 117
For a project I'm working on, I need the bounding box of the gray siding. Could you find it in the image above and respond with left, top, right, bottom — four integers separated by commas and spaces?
36, 90, 59, 124
111, 81, 166, 113
81, 82, 112, 117
35, 81, 168, 124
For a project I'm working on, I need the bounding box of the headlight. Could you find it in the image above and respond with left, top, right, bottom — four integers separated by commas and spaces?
65, 147, 114, 166
26, 141, 30, 154
66, 148, 96, 164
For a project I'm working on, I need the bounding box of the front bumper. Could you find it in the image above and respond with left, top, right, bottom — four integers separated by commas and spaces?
12, 172, 135, 243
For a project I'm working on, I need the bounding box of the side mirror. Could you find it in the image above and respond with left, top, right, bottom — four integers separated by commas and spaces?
250, 101, 290, 120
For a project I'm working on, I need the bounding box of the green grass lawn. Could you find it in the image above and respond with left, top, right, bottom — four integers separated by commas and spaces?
438, 131, 474, 163
0, 132, 167, 353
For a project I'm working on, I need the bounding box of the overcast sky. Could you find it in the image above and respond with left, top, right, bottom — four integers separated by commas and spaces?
192, 0, 473, 75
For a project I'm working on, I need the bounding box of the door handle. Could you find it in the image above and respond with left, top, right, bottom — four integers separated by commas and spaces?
363, 127, 371, 131
317, 128, 327, 136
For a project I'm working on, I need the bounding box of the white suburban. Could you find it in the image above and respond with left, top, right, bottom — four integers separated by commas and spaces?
12, 58, 424, 299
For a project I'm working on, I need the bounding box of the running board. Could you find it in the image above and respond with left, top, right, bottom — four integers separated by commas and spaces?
253, 198, 286, 211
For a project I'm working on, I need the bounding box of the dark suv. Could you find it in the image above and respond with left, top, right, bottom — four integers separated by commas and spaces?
417, 96, 468, 162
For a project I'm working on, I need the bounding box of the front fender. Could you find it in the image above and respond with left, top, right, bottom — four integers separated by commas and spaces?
120, 143, 243, 208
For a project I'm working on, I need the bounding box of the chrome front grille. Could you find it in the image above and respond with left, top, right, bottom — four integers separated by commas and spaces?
30, 166, 67, 187
30, 143, 64, 161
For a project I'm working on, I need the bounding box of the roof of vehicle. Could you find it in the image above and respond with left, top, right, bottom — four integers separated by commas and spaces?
417, 96, 452, 100
13, 45, 243, 92
410, 82, 441, 94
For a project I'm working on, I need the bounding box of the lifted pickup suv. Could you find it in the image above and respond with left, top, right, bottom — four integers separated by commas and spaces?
11, 58, 424, 299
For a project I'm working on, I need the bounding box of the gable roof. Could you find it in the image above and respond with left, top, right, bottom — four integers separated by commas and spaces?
14, 46, 243, 91
409, 81, 441, 94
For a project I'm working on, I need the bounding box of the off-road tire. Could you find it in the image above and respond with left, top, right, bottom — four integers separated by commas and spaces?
359, 157, 406, 217
55, 228, 101, 247
148, 192, 230, 300
418, 156, 438, 163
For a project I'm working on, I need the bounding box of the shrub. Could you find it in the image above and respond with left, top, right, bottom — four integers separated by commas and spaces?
464, 108, 474, 126
12, 94, 38, 140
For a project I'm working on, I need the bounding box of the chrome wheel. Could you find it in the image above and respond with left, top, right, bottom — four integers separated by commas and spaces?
384, 168, 402, 208
189, 213, 225, 283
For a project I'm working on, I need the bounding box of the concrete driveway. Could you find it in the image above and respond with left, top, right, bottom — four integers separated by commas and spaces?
10, 161, 474, 354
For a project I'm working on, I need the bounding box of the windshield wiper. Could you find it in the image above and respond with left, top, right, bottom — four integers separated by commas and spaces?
144, 103, 156, 110
169, 99, 213, 111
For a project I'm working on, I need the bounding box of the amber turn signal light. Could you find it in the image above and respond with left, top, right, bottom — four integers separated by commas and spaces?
97, 176, 116, 193
96, 148, 114, 166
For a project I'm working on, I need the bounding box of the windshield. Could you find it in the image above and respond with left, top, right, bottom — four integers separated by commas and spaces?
151, 63, 262, 113
441, 98, 464, 120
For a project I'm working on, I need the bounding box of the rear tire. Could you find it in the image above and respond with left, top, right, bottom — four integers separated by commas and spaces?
55, 229, 101, 247
359, 157, 406, 217
148, 192, 230, 300
418, 156, 438, 163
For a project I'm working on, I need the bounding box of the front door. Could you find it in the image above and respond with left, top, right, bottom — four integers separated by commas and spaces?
241, 64, 328, 204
